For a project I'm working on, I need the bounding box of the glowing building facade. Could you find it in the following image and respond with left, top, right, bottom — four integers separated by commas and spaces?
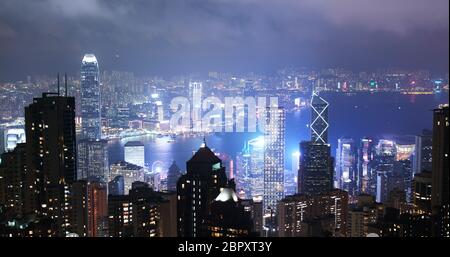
310, 91, 329, 144
335, 138, 357, 195
80, 54, 101, 141
263, 107, 285, 214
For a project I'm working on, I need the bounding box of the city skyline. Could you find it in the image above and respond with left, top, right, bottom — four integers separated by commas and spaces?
0, 0, 449, 242
0, 0, 449, 81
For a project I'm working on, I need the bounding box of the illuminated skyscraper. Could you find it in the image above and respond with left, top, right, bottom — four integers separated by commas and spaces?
298, 91, 333, 197
177, 144, 231, 237
374, 140, 396, 203
80, 54, 101, 140
263, 107, 285, 214
124, 141, 145, 168
78, 54, 108, 186
23, 92, 77, 236
77, 139, 109, 182
335, 138, 357, 195
413, 129, 432, 174
412, 171, 432, 215
358, 138, 375, 194
298, 141, 333, 196
310, 91, 329, 144
431, 105, 449, 237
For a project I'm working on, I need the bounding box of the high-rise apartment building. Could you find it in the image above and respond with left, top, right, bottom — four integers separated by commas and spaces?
23, 92, 77, 236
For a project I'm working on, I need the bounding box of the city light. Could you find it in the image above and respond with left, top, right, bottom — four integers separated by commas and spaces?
0, 0, 448, 245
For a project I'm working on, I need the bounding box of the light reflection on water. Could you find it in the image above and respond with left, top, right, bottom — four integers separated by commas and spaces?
107, 92, 449, 175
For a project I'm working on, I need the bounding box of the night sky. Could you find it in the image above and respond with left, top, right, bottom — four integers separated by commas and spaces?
0, 0, 448, 81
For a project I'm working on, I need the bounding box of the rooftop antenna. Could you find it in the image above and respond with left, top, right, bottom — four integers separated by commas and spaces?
202, 135, 207, 148
57, 73, 60, 96
64, 73, 68, 97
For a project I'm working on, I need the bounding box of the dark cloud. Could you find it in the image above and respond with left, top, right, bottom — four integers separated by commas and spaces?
0, 0, 448, 80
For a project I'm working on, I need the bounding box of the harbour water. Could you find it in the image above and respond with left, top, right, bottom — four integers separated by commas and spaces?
107, 92, 449, 176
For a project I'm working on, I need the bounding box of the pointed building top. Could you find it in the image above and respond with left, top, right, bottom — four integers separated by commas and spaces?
169, 160, 181, 172
188, 145, 221, 164
201, 136, 207, 148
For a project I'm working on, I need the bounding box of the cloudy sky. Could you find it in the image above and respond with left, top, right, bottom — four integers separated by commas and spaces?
0, 0, 448, 80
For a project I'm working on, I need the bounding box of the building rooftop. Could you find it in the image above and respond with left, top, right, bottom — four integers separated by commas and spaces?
188, 145, 221, 164
82, 54, 98, 64
124, 141, 144, 147
112, 160, 143, 170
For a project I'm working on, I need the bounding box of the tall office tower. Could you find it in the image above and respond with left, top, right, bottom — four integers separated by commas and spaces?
431, 105, 449, 237
110, 161, 145, 195
263, 107, 285, 215
278, 189, 348, 237
298, 141, 333, 196
77, 139, 109, 182
70, 180, 108, 237
177, 144, 231, 237
249, 137, 265, 199
310, 91, 329, 144
166, 161, 182, 192
394, 159, 413, 202
208, 188, 254, 237
108, 175, 125, 196
189, 81, 202, 132
373, 140, 396, 203
80, 54, 101, 140
23, 92, 77, 236
335, 138, 357, 195
358, 138, 375, 195
298, 90, 333, 197
412, 171, 432, 215
108, 182, 163, 237
124, 141, 145, 168
0, 143, 26, 216
413, 129, 433, 174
